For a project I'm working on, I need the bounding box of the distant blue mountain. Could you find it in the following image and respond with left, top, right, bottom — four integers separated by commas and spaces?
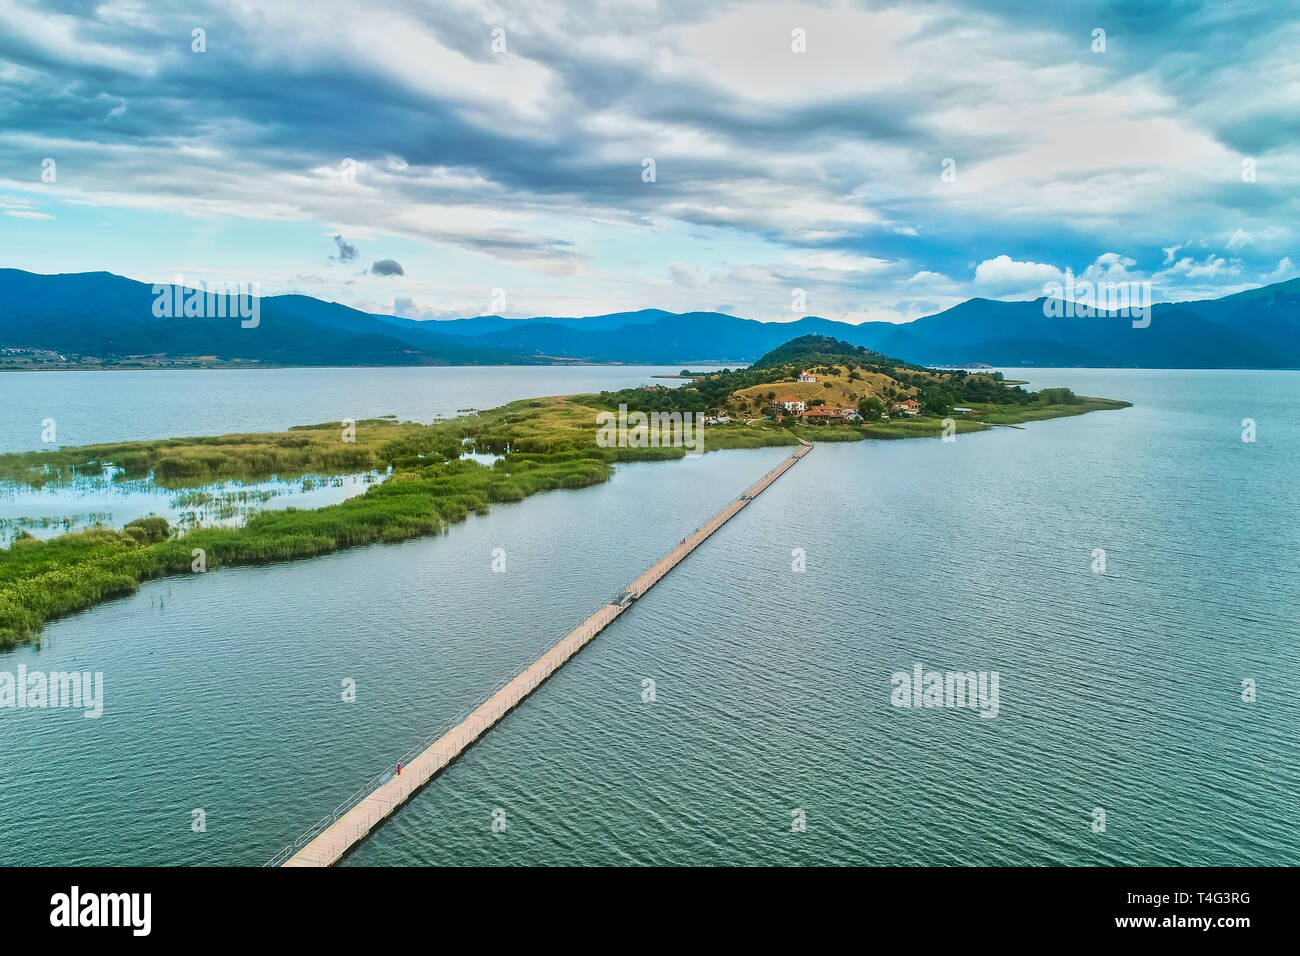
0, 270, 532, 366
3, 268, 1298, 368
371, 309, 674, 339
885, 290, 1298, 367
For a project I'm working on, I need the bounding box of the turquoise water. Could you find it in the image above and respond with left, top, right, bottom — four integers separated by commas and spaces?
0, 369, 1296, 865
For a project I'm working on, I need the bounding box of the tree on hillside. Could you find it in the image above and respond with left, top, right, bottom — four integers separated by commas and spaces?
857, 396, 884, 420
1037, 387, 1079, 405
920, 385, 955, 415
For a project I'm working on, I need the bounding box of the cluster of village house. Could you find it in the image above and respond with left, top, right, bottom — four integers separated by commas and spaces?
696, 370, 976, 428
767, 395, 921, 424
761, 370, 924, 425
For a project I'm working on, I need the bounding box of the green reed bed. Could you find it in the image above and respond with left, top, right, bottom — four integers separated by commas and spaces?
0, 405, 640, 647
0, 391, 1129, 648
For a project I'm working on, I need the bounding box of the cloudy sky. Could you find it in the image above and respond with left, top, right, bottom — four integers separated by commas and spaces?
0, 0, 1296, 323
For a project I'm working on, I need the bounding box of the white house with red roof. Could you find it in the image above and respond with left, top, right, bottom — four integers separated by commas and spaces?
799, 405, 853, 424
892, 398, 922, 416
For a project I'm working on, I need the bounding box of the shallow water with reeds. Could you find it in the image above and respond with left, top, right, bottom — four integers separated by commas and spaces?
0, 469, 385, 545
0, 368, 1295, 865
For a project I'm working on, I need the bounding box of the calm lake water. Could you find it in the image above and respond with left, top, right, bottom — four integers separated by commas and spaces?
0, 365, 710, 452
0, 368, 1296, 865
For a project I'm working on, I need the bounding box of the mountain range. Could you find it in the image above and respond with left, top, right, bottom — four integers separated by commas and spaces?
3, 268, 1299, 369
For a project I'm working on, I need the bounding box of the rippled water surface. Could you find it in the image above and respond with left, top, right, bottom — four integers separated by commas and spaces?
0, 368, 1295, 865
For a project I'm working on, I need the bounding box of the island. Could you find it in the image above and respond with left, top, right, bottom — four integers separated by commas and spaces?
0, 336, 1128, 648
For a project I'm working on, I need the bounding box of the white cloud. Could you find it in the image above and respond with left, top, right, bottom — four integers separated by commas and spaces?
1080, 253, 1140, 282
784, 251, 893, 275
1157, 254, 1241, 280
973, 255, 1063, 293
1265, 257, 1296, 282
670, 263, 705, 287
1162, 243, 1187, 266
0, 0, 1295, 319
674, 4, 928, 103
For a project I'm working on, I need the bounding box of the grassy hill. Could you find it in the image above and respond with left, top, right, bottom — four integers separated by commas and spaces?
731, 366, 901, 413
588, 334, 1129, 440
594, 335, 1009, 415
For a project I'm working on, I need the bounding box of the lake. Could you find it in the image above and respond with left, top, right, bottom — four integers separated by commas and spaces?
0, 367, 1295, 865
0, 364, 699, 542
0, 365, 711, 452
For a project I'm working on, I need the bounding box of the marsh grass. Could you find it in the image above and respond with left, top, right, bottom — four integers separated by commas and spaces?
0, 418, 425, 489
0, 397, 675, 646
0, 391, 1129, 648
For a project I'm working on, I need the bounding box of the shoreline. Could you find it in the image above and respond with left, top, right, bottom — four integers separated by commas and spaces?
0, 361, 746, 373
3, 362, 1300, 373
0, 389, 1130, 649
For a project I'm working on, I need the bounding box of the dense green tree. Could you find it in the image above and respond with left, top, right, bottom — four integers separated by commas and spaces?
857, 396, 884, 420
1037, 387, 1079, 405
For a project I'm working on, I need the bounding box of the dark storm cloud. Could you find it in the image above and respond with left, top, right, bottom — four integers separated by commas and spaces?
0, 0, 1044, 205
370, 259, 404, 276
0, 0, 1283, 200
0, 0, 1295, 303
332, 235, 358, 262
0, 0, 1283, 175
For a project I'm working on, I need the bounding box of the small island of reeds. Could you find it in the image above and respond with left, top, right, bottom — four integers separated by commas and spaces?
0, 337, 1128, 647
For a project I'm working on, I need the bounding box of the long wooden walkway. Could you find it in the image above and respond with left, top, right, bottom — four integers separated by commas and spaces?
280, 438, 812, 866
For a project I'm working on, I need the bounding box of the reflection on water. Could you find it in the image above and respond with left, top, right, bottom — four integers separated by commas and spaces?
458, 436, 503, 468
0, 467, 387, 544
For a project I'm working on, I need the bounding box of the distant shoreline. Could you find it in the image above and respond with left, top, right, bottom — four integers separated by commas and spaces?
0, 361, 745, 373
2, 362, 1300, 373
